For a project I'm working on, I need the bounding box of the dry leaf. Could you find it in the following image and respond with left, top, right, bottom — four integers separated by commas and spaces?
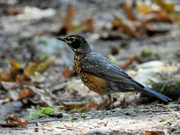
56, 3, 94, 35
136, 0, 160, 15
24, 60, 53, 76
2, 8, 20, 15
63, 69, 75, 78
19, 88, 34, 99
10, 58, 20, 69
63, 3, 74, 31
57, 3, 74, 35
145, 130, 165, 135
62, 101, 87, 111
36, 60, 53, 73
124, 1, 136, 21
0, 114, 28, 127
113, 15, 136, 37
156, 11, 171, 22
119, 55, 139, 69
154, 0, 175, 14
73, 18, 94, 33
136, 0, 178, 22
111, 47, 119, 55
88, 101, 98, 108
0, 70, 12, 81
0, 59, 21, 82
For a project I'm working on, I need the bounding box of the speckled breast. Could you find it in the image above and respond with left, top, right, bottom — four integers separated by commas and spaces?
74, 54, 107, 95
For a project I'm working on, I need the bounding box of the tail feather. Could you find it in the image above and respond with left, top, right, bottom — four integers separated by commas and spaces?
143, 87, 172, 102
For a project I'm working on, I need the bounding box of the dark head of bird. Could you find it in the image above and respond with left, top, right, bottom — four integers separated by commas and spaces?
57, 34, 92, 54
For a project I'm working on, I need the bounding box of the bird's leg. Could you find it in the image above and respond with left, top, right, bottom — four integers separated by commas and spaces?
97, 95, 105, 110
97, 95, 113, 110
107, 94, 113, 110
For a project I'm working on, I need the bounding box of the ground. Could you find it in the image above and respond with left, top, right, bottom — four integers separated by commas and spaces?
0, 0, 180, 135
1, 104, 180, 135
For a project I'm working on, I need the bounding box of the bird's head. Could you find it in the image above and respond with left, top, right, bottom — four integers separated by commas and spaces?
57, 35, 92, 54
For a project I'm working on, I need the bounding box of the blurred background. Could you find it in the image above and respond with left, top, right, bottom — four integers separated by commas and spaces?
0, 0, 180, 119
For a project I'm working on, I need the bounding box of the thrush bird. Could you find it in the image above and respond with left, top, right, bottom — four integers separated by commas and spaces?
57, 34, 172, 108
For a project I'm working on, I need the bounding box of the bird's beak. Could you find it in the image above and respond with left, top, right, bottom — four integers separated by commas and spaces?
57, 36, 66, 42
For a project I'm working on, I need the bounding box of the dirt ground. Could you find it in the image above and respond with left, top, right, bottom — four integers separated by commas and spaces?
0, 0, 180, 135
1, 104, 180, 135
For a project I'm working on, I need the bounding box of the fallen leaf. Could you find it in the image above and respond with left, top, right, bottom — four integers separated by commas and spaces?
154, 0, 175, 14
156, 11, 171, 22
56, 3, 94, 35
27, 85, 55, 106
124, 0, 136, 21
145, 130, 165, 135
113, 15, 136, 37
10, 58, 20, 69
1, 81, 19, 90
2, 8, 20, 15
24, 59, 53, 76
31, 72, 46, 83
136, 0, 178, 22
136, 0, 160, 15
73, 18, 94, 33
119, 55, 139, 69
0, 114, 28, 127
23, 62, 36, 76
19, 88, 34, 99
62, 69, 75, 78
88, 101, 98, 108
111, 47, 119, 55
36, 60, 53, 73
0, 70, 12, 81
112, 21, 120, 31
56, 3, 74, 35
63, 3, 74, 32
23, 69, 31, 79
62, 101, 87, 112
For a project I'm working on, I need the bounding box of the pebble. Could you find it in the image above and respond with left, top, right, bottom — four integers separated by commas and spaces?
84, 126, 110, 135
62, 113, 71, 118
73, 113, 81, 117
50, 111, 63, 118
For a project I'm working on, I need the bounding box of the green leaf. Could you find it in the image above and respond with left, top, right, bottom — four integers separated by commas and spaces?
27, 106, 63, 118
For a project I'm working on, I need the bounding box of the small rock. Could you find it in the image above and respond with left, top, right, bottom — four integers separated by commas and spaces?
50, 111, 63, 118
62, 113, 71, 118
73, 113, 80, 117
84, 126, 110, 135
71, 117, 78, 121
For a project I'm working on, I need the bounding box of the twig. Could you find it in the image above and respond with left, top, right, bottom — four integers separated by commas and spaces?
164, 105, 180, 118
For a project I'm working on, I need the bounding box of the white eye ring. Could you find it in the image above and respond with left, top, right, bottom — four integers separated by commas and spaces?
68, 37, 76, 42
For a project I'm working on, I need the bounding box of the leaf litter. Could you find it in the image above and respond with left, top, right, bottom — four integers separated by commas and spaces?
0, 0, 180, 134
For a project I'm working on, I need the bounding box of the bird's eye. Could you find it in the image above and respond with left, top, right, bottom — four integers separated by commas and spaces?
69, 37, 74, 42
71, 39, 80, 49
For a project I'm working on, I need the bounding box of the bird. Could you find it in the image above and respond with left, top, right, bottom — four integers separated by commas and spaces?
57, 34, 172, 109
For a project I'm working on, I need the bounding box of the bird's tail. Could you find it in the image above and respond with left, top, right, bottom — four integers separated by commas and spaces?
142, 87, 172, 102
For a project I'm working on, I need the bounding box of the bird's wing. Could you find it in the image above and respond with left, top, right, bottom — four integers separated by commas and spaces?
80, 53, 143, 87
